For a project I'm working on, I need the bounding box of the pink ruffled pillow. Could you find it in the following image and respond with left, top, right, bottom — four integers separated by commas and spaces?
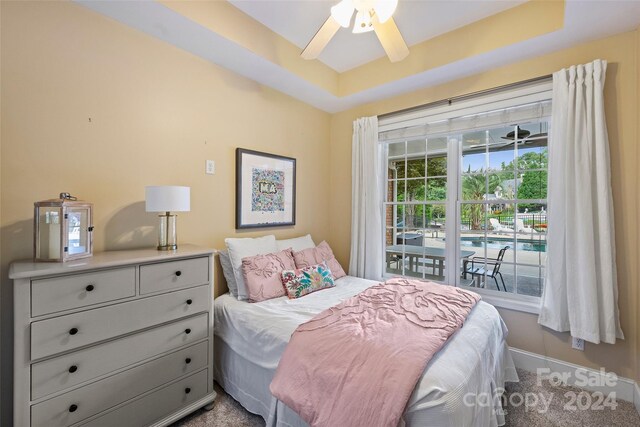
242, 249, 296, 302
281, 262, 335, 299
292, 241, 346, 280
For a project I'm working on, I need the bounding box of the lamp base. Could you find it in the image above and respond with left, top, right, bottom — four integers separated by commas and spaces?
157, 212, 178, 251
157, 244, 178, 251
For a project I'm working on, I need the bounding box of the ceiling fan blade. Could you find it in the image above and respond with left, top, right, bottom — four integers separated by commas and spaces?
301, 16, 341, 60
372, 15, 409, 62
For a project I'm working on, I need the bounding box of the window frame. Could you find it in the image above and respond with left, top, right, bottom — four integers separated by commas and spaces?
379, 81, 552, 314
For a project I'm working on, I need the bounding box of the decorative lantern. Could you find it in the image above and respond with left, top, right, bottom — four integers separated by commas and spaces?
34, 193, 94, 262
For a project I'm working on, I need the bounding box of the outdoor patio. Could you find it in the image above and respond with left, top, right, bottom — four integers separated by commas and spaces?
386, 230, 546, 297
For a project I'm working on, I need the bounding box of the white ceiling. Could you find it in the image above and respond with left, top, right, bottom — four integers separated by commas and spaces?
78, 1, 640, 112
229, 0, 526, 72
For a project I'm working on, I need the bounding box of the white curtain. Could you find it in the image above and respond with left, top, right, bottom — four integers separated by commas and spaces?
349, 116, 384, 280
538, 59, 623, 344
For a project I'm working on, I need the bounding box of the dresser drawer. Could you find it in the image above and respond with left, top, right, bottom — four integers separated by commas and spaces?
31, 342, 208, 427
32, 313, 209, 400
31, 285, 210, 360
80, 369, 209, 427
140, 257, 209, 295
31, 267, 136, 317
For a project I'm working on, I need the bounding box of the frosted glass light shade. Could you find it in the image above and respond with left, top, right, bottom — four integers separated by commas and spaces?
145, 186, 190, 212
331, 0, 354, 28
374, 0, 397, 23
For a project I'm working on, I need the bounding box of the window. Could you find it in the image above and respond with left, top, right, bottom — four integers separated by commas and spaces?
380, 81, 551, 312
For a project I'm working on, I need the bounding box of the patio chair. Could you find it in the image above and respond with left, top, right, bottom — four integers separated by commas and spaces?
515, 218, 538, 234
489, 218, 514, 234
390, 232, 424, 273
463, 246, 510, 291
396, 232, 424, 246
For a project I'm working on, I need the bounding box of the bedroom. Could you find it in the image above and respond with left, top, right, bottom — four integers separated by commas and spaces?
1, 0, 639, 426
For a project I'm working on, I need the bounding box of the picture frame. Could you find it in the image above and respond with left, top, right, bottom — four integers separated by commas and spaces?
236, 148, 296, 229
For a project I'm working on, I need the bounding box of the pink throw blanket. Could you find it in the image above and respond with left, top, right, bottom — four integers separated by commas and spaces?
270, 278, 481, 427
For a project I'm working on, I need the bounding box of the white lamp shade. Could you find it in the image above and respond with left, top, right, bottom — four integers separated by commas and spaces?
145, 186, 190, 212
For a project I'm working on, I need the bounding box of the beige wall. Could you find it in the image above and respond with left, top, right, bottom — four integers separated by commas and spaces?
0, 2, 330, 424
637, 27, 640, 383
329, 30, 640, 380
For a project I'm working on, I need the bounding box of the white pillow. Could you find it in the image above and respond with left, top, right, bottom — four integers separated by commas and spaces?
276, 234, 316, 252
225, 235, 278, 300
218, 250, 238, 297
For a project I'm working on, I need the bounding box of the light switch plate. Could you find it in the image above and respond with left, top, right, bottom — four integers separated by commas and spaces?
205, 160, 215, 175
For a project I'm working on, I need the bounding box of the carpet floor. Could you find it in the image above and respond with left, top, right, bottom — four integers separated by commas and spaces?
173, 369, 640, 427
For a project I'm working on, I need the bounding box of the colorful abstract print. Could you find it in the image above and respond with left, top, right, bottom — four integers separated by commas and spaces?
251, 168, 285, 212
281, 262, 335, 299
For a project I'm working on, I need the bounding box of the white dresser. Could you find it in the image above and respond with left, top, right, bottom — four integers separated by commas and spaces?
9, 245, 216, 427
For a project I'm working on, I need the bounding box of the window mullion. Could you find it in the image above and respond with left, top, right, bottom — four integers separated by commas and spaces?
423, 138, 428, 280
402, 140, 407, 276
445, 135, 460, 286
512, 124, 519, 295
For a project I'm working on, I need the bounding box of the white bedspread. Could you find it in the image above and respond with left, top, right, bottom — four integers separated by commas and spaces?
214, 276, 518, 427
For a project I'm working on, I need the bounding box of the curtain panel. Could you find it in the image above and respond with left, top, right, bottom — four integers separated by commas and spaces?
349, 116, 384, 280
538, 59, 623, 344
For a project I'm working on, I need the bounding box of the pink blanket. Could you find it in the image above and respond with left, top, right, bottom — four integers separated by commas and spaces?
270, 278, 480, 427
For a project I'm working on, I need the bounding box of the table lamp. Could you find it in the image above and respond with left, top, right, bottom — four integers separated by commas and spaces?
145, 186, 190, 250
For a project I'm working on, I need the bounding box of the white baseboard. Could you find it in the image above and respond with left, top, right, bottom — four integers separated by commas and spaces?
634, 381, 640, 416
510, 347, 638, 407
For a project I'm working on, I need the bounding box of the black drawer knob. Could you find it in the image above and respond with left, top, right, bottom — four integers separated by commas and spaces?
85, 284, 95, 292
68, 365, 78, 373
69, 328, 79, 335
186, 299, 193, 305
185, 328, 191, 334
185, 358, 191, 364
185, 388, 191, 394
175, 271, 182, 277
69, 404, 78, 413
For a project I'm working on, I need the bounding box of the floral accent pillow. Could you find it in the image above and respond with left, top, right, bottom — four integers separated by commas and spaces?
281, 262, 336, 299
292, 241, 346, 280
242, 249, 296, 302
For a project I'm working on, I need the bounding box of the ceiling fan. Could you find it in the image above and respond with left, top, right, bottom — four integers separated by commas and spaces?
301, 0, 409, 63
502, 128, 548, 148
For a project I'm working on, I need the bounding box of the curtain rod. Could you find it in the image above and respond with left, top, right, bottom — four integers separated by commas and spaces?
378, 74, 553, 120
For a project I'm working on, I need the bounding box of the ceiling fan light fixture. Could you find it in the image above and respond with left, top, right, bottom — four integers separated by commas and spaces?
352, 9, 374, 33
330, 0, 355, 28
301, 0, 408, 62
373, 0, 398, 23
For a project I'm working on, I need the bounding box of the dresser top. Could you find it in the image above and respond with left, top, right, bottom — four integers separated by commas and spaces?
9, 244, 215, 279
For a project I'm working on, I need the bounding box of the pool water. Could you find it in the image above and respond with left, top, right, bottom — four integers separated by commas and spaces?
458, 237, 546, 252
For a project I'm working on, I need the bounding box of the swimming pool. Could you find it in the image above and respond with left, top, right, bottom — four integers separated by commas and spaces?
457, 236, 546, 252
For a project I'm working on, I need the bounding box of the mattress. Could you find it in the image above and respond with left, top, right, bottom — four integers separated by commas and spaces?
213, 275, 518, 427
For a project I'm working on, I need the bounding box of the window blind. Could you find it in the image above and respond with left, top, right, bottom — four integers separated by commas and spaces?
379, 80, 552, 143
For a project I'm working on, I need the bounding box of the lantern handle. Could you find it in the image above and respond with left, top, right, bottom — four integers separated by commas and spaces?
59, 192, 78, 201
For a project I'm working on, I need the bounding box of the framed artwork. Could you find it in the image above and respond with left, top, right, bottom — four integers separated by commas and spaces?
236, 148, 296, 229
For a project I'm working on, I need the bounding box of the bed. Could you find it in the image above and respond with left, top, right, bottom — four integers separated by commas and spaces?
213, 275, 518, 427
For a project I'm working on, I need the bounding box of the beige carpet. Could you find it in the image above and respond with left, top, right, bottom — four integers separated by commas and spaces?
173, 369, 640, 427
171, 383, 263, 427
503, 370, 640, 427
